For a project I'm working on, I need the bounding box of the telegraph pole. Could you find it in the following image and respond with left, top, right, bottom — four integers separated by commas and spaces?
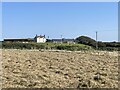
61, 35, 63, 44
48, 36, 49, 39
96, 31, 98, 49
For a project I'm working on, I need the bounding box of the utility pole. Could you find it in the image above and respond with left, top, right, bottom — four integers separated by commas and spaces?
96, 31, 98, 49
48, 36, 49, 39
61, 35, 63, 44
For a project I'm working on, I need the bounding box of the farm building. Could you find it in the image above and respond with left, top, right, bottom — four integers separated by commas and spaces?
4, 38, 34, 43
34, 35, 46, 43
51, 38, 75, 44
52, 39, 62, 43
4, 35, 46, 43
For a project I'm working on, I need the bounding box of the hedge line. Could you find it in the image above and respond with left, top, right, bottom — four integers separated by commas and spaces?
1, 42, 92, 51
1, 42, 119, 51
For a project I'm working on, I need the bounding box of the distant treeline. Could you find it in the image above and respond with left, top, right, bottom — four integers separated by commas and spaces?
76, 36, 119, 51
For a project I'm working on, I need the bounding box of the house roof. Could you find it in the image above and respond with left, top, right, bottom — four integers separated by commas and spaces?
62, 39, 75, 42
52, 39, 62, 42
35, 35, 45, 38
4, 38, 34, 41
36, 36, 45, 38
52, 39, 75, 42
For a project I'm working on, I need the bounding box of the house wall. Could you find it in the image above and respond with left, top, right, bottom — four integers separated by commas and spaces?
67, 41, 75, 44
36, 37, 46, 43
53, 41, 62, 43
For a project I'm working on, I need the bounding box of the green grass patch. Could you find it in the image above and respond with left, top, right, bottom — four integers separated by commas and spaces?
2, 42, 92, 51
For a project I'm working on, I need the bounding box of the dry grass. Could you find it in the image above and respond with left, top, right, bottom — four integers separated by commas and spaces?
2, 49, 118, 88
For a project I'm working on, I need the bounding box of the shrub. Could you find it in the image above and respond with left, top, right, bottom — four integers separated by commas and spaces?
75, 36, 96, 47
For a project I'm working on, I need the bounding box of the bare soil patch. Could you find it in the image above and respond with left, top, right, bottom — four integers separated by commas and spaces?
2, 49, 118, 88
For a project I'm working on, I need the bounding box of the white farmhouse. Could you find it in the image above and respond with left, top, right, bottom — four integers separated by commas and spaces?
34, 35, 46, 43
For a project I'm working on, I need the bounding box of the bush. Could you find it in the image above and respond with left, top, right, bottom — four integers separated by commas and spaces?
75, 36, 119, 51
75, 36, 96, 47
2, 42, 92, 51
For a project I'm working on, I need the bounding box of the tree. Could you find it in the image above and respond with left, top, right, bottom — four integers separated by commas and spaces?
75, 36, 96, 47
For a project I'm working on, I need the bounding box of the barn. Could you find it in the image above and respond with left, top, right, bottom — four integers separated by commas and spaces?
4, 35, 47, 43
